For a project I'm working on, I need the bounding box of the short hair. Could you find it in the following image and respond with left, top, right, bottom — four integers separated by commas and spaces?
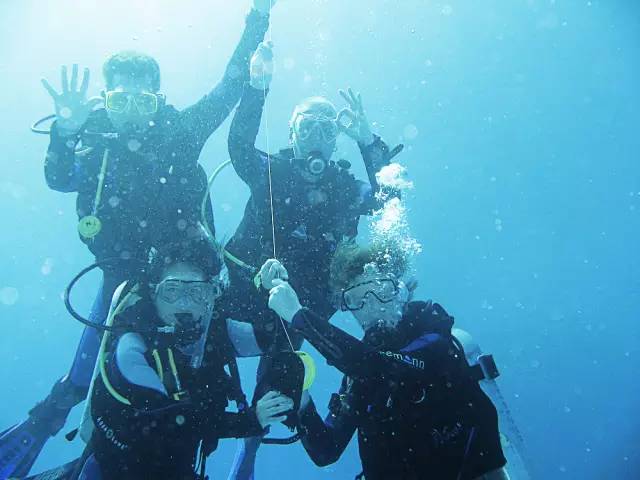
102, 51, 161, 92
329, 239, 409, 295
289, 96, 338, 127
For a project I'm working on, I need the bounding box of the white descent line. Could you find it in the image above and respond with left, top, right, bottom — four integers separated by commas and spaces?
261, 1, 295, 353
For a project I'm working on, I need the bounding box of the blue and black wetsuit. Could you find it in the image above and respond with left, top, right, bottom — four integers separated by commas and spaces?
223, 85, 394, 348
293, 301, 507, 480
43, 9, 270, 389
86, 299, 264, 480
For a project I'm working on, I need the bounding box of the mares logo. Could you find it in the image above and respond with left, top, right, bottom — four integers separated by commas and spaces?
380, 350, 425, 370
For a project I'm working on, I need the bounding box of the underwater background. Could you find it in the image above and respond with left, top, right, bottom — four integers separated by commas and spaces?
0, 0, 638, 478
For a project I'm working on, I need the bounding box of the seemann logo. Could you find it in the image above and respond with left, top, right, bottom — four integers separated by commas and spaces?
380, 350, 425, 370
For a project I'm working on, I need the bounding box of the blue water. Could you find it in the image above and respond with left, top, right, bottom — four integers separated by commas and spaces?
0, 0, 638, 478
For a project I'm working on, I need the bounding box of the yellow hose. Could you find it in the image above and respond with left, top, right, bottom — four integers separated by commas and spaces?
98, 284, 139, 406
201, 159, 256, 272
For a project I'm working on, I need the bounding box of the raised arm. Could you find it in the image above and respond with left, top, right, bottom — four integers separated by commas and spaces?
41, 64, 102, 192
336, 88, 400, 213
227, 40, 274, 188
45, 123, 82, 192
180, 7, 270, 148
227, 85, 269, 188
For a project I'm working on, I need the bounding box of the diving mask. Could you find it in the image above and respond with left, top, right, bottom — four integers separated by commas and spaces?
292, 112, 340, 144
342, 277, 400, 311
105, 91, 162, 115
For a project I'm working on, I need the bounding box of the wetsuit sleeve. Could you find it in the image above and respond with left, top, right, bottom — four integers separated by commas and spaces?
227, 85, 268, 189
209, 410, 265, 439
356, 135, 401, 214
298, 386, 358, 466
115, 333, 168, 396
291, 308, 447, 385
226, 318, 263, 357
44, 121, 82, 192
179, 9, 269, 148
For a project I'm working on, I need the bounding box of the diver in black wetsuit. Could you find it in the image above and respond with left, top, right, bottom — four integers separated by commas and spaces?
83, 239, 293, 480
265, 242, 510, 480
224, 42, 400, 479
0, 3, 275, 478
224, 42, 395, 334
18, 233, 293, 480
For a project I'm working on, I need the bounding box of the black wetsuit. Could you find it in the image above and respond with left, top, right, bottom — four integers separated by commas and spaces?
293, 301, 507, 480
90, 299, 263, 480
44, 9, 269, 267
223, 85, 393, 347
42, 9, 270, 388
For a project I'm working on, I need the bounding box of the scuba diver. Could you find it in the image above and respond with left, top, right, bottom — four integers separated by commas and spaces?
19, 232, 294, 480
224, 42, 400, 478
264, 243, 511, 480
0, 2, 277, 478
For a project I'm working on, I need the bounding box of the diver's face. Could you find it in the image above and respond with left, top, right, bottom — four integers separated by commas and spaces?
105, 74, 159, 134
345, 269, 408, 332
291, 108, 338, 168
152, 262, 216, 330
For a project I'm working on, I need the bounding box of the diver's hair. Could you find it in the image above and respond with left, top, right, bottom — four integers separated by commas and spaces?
146, 224, 222, 285
329, 239, 409, 295
103, 51, 161, 92
289, 96, 338, 128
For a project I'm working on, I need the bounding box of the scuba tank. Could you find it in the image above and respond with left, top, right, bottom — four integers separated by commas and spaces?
453, 328, 534, 480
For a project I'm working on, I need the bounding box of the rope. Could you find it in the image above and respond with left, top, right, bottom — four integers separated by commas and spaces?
260, 1, 295, 353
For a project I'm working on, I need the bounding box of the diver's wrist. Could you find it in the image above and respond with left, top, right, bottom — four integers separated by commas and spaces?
358, 133, 375, 148
290, 307, 307, 329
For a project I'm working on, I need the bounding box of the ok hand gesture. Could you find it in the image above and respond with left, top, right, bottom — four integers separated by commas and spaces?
336, 87, 375, 147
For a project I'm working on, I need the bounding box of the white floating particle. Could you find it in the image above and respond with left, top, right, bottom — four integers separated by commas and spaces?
0, 287, 20, 306
403, 124, 419, 140
41, 258, 54, 276
59, 107, 72, 119
127, 139, 141, 152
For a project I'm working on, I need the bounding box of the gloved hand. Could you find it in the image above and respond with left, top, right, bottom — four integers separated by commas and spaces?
255, 390, 293, 428
258, 258, 288, 290
41, 64, 103, 137
253, 0, 277, 15
268, 279, 303, 323
336, 87, 375, 146
250, 41, 274, 91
